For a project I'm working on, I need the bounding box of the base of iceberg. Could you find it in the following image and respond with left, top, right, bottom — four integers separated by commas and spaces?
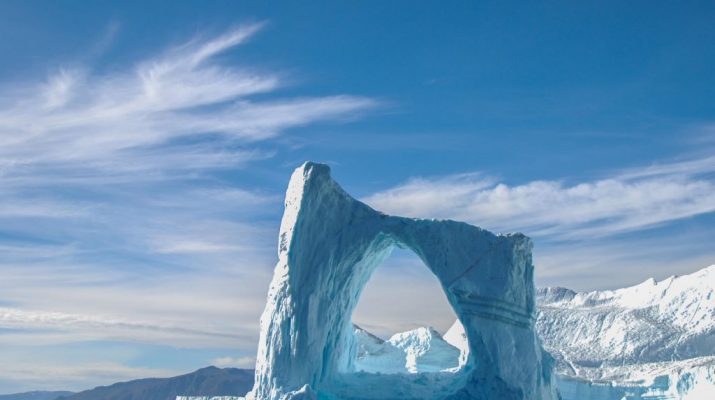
176, 330, 715, 400
557, 357, 715, 400
354, 326, 715, 400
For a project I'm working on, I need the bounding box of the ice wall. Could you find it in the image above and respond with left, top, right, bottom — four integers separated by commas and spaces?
536, 265, 715, 380
246, 162, 558, 400
535, 266, 715, 400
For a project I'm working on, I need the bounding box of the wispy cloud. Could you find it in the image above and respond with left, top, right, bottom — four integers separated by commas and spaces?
212, 356, 256, 368
0, 362, 180, 392
533, 227, 715, 290
364, 156, 715, 239
0, 307, 238, 344
0, 22, 375, 177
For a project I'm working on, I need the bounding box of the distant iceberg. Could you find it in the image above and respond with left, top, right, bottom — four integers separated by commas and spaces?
353, 325, 461, 374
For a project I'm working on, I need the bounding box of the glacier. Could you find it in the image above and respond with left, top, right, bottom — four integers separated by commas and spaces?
537, 264, 715, 400
244, 162, 557, 400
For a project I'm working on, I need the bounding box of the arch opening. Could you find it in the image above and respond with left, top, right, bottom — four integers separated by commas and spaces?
351, 247, 466, 373
325, 244, 473, 399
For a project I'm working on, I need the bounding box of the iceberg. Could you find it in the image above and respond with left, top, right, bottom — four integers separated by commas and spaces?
245, 162, 558, 400
438, 264, 715, 399
353, 325, 461, 374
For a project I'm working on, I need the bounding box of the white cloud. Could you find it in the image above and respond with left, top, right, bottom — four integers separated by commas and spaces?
0, 307, 235, 343
41, 68, 83, 109
0, 361, 180, 392
616, 155, 715, 179
534, 236, 715, 291
0, 23, 375, 174
0, 264, 270, 349
363, 156, 715, 239
212, 356, 256, 368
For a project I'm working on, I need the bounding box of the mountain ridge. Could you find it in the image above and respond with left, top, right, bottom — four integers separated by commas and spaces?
0, 392, 74, 400
55, 366, 252, 400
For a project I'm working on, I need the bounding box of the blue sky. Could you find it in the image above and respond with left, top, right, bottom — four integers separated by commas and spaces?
1, 0, 714, 393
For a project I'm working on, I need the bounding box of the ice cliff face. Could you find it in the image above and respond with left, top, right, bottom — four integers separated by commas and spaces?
443, 320, 470, 369
246, 162, 557, 400
536, 265, 715, 377
536, 265, 715, 399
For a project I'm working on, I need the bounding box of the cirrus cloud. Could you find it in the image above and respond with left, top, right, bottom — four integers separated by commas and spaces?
364, 156, 715, 239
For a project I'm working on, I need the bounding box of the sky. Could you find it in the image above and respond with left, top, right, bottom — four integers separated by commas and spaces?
1, 0, 714, 393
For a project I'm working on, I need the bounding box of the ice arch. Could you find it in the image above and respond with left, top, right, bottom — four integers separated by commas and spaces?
247, 162, 558, 400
